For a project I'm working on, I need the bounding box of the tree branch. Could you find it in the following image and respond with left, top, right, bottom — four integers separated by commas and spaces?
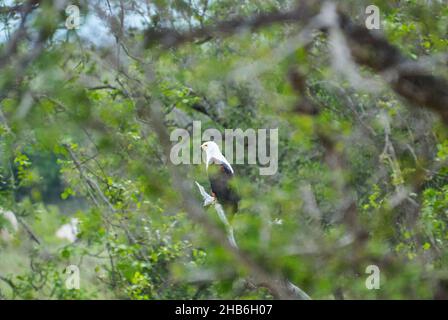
336, 13, 448, 123
143, 2, 448, 123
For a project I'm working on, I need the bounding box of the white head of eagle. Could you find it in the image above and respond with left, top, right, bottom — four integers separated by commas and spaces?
201, 141, 234, 174
201, 141, 239, 213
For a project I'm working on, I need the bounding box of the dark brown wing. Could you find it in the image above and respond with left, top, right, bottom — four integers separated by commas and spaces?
209, 162, 240, 213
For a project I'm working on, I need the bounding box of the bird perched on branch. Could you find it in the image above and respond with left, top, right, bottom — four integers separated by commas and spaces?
201, 141, 240, 214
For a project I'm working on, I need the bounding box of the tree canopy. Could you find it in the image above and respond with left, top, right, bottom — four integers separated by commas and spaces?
0, 0, 448, 300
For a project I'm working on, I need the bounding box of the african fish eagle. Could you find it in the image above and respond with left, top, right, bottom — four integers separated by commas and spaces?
201, 141, 240, 213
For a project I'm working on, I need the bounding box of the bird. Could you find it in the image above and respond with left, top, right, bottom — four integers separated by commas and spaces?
55, 218, 79, 243
201, 141, 240, 214
0, 209, 19, 242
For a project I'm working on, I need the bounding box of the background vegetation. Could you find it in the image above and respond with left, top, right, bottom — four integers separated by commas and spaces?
0, 0, 448, 299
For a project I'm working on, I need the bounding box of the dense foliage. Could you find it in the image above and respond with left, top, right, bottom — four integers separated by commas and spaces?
0, 0, 448, 299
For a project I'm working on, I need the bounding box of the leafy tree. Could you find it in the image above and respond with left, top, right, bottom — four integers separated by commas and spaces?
0, 0, 448, 299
